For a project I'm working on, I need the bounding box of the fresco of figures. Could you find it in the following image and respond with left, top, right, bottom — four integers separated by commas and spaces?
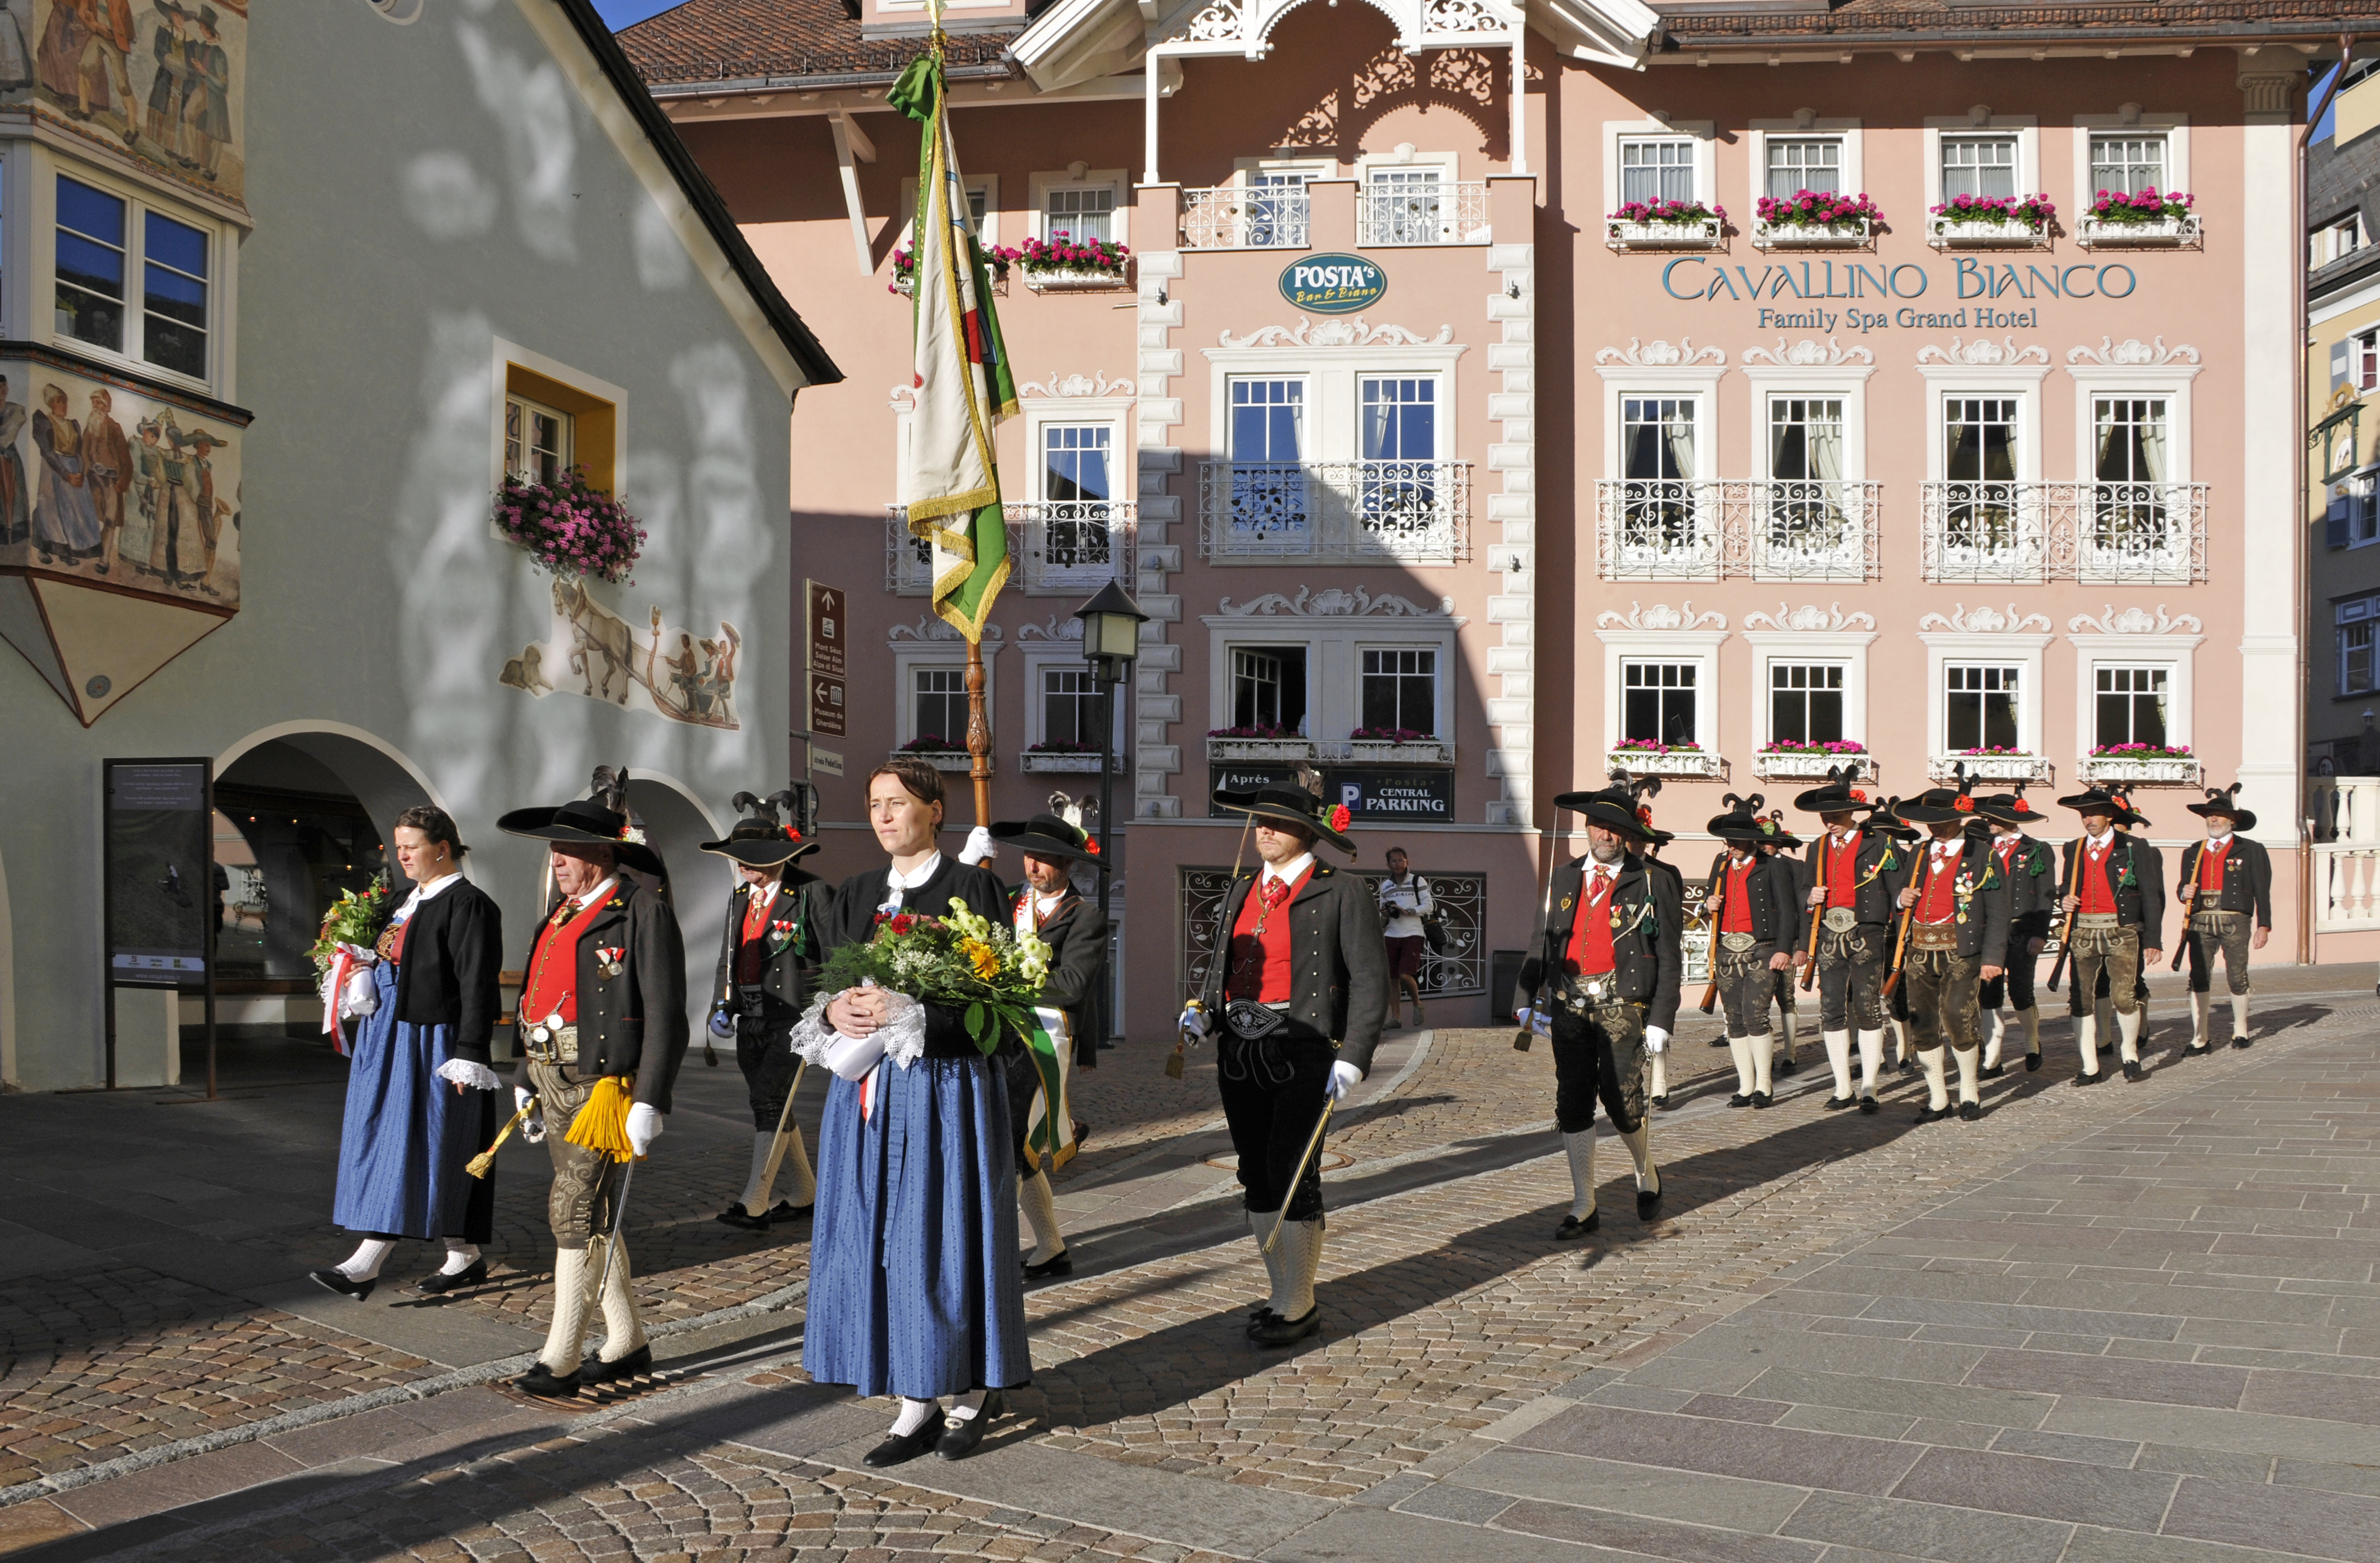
0, 355, 246, 608
4, 0, 246, 203
502, 576, 744, 731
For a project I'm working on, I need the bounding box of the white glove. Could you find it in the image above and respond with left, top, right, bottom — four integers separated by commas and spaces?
339, 965, 378, 1018
1644, 1026, 1670, 1057
339, 941, 379, 967
1514, 1006, 1552, 1038
824, 1030, 889, 1081
1324, 1061, 1362, 1102
516, 1086, 546, 1144
625, 1102, 663, 1157
436, 1058, 502, 1091
958, 824, 997, 866
1178, 1004, 1214, 1040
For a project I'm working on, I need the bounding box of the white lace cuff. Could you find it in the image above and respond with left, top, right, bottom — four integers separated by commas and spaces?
877, 989, 927, 1070
436, 1058, 503, 1091
789, 991, 839, 1067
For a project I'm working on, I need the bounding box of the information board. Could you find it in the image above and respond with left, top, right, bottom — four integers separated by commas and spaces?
105, 759, 212, 986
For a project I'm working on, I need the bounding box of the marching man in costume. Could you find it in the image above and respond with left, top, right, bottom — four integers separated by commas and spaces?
1796, 768, 1907, 1115
2055, 787, 2165, 1085
1180, 770, 1387, 1348
1634, 792, 1685, 1111
990, 804, 1107, 1281
1977, 790, 2055, 1077
1890, 776, 2010, 1123
2176, 784, 2272, 1054
704, 791, 835, 1232
1758, 811, 1807, 1080
499, 768, 689, 1397
1513, 775, 1679, 1239
1701, 795, 1802, 1110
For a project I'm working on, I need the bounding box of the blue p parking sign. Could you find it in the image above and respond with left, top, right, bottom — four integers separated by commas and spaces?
1279, 253, 1386, 315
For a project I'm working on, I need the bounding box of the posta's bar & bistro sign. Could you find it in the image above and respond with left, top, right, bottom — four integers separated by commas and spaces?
1659, 256, 2146, 333
1281, 253, 1387, 314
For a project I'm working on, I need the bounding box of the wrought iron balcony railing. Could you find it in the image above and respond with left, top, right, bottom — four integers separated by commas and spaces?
1197, 460, 1470, 563
884, 502, 1137, 596
1918, 481, 2206, 583
1180, 186, 1311, 250
1592, 479, 1883, 582
1356, 181, 1491, 247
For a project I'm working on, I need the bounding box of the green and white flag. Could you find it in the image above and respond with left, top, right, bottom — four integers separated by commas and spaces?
891, 47, 1016, 644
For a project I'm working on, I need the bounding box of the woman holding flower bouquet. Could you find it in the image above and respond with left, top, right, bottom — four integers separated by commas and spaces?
310, 807, 505, 1302
798, 756, 1032, 1467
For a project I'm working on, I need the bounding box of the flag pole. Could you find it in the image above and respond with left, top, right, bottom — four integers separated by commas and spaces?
967, 638, 991, 826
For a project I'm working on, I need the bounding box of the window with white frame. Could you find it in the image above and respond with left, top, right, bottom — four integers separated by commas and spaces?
1247, 167, 1312, 247
56, 173, 213, 382
2342, 596, 2380, 696
1624, 396, 1697, 481
1768, 395, 1846, 545
505, 393, 571, 486
2315, 212, 2367, 269
1039, 664, 1116, 750
1045, 185, 1115, 243
1770, 662, 1846, 745
1623, 660, 1698, 746
2093, 665, 2170, 748
1229, 645, 1307, 733
1360, 647, 1437, 736
899, 175, 995, 247
1766, 137, 1843, 199
1043, 423, 1112, 505
2358, 329, 2380, 393
912, 666, 968, 749
1366, 166, 1445, 243
2091, 396, 2170, 481
1941, 135, 2018, 201
2090, 133, 2167, 197
1620, 137, 1697, 205
1945, 663, 2022, 751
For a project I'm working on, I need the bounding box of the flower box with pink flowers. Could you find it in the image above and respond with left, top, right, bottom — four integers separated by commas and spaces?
1017, 232, 1132, 292
2077, 188, 2201, 247
493, 466, 647, 585
1753, 191, 1883, 250
1605, 200, 1726, 251
1926, 193, 2056, 248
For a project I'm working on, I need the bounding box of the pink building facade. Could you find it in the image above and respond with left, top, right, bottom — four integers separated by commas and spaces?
628, 0, 2332, 1034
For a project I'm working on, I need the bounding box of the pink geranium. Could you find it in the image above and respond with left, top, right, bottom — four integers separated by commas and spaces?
493, 466, 645, 586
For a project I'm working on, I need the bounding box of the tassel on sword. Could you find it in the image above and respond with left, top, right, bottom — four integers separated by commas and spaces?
468, 1093, 537, 1179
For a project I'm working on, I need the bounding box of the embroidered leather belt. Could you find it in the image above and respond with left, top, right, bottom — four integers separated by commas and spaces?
1910, 922, 1959, 952
1719, 932, 1760, 953
1822, 907, 1861, 933
1555, 973, 1622, 1011
524, 1022, 579, 1064
1224, 1000, 1292, 1039
2074, 913, 2123, 931
2191, 909, 2246, 932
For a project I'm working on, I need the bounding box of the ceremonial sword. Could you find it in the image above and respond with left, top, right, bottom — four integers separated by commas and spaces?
1264, 1097, 1335, 1254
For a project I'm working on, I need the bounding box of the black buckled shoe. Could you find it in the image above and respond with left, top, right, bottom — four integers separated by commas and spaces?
578, 1344, 651, 1388
515, 1363, 583, 1400
2123, 1060, 2146, 1082
1915, 1104, 1955, 1123
2231, 1035, 2254, 1049
1957, 1100, 1982, 1122
308, 1268, 375, 1302
1554, 1209, 1599, 1239
1979, 1062, 2006, 1080
2025, 1052, 2043, 1072
1776, 1056, 1798, 1075
1245, 1305, 1279, 1339
715, 1204, 771, 1231
1823, 1095, 1855, 1111
766, 1200, 815, 1223
1636, 1186, 1661, 1220
1751, 1092, 1773, 1109
1251, 1306, 1321, 1348
1727, 1094, 1753, 1108
1898, 1057, 1918, 1075
1022, 1249, 1073, 1281
935, 1392, 1005, 1460
1858, 1095, 1879, 1115
2074, 1069, 2104, 1087
1649, 1094, 1672, 1109
2183, 1042, 2212, 1057
410, 1259, 488, 1297
865, 1408, 946, 1468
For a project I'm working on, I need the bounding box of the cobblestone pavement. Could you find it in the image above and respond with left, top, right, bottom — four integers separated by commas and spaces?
5, 971, 2370, 1560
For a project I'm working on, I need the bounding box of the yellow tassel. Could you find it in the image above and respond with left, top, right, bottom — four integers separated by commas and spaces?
565, 1075, 638, 1163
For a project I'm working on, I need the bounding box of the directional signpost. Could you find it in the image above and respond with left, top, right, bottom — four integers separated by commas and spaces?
805, 580, 846, 778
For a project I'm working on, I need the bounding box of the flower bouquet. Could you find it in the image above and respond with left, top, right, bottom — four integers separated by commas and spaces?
810, 899, 1053, 1057
493, 466, 647, 585
310, 873, 390, 1052
900, 733, 965, 754
1015, 231, 1130, 280
1351, 726, 1431, 742
1929, 193, 2057, 236
1208, 724, 1298, 739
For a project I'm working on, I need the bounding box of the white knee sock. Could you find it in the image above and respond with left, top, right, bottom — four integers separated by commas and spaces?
1619, 1120, 1657, 1197
1727, 1035, 1757, 1097
1275, 1218, 1323, 1320
2019, 1005, 2041, 1056
783, 1123, 816, 1207
2116, 1006, 2142, 1065
948, 1388, 989, 1421
1918, 1047, 1948, 1110
1648, 1050, 1669, 1100
1823, 1028, 1853, 1099
2230, 993, 2250, 1041
1778, 1004, 1798, 1061
1952, 1045, 1981, 1106
337, 1238, 395, 1281
1750, 1034, 1774, 1095
540, 1247, 592, 1375
440, 1239, 480, 1275
1248, 1211, 1291, 1311
2077, 1013, 2101, 1075
594, 1239, 646, 1362
1019, 1167, 1065, 1265
2190, 991, 2211, 1048
2095, 996, 2114, 1052
890, 1396, 938, 1435
1563, 1128, 1598, 1219
1893, 1018, 1910, 1064
1855, 1027, 1883, 1098
739, 1131, 776, 1215
1983, 1008, 2006, 1071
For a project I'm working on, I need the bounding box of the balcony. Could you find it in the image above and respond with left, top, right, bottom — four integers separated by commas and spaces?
1357, 181, 1491, 247
2077, 214, 2202, 248
1181, 186, 1311, 250
1592, 480, 1882, 582
1197, 461, 1470, 564
885, 502, 1136, 596
1917, 482, 2206, 584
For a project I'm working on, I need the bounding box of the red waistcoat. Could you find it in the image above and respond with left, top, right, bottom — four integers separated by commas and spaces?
1824, 831, 1861, 908
1916, 846, 1959, 924
1719, 858, 1756, 934
2080, 840, 2118, 913
520, 893, 610, 1024
1226, 867, 1310, 1004
1564, 868, 1619, 977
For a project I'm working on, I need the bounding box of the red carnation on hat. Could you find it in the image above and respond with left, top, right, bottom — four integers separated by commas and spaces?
783, 824, 802, 841
1637, 805, 1654, 824
1085, 837, 1100, 855
1850, 788, 1868, 803
1329, 804, 1352, 832
1954, 796, 1975, 813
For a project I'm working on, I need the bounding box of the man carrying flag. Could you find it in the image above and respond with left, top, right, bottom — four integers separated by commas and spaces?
892, 28, 1015, 824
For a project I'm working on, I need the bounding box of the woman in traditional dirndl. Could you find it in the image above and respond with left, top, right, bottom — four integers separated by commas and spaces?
310, 807, 506, 1301
797, 756, 1031, 1466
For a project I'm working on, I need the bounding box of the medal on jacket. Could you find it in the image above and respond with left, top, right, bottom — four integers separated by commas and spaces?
596, 945, 625, 979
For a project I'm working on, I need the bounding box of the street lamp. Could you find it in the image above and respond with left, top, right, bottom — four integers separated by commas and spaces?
1071, 579, 1148, 1062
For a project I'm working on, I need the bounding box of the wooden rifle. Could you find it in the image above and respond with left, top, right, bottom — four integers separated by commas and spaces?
2169, 841, 2200, 971
1696, 857, 1728, 1013
1513, 802, 1566, 1052
1878, 899, 1916, 999
1172, 812, 1254, 1079
2043, 835, 2086, 991
1798, 835, 1828, 993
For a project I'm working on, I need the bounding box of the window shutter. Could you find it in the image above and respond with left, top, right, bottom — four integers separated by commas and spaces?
2329, 496, 2352, 550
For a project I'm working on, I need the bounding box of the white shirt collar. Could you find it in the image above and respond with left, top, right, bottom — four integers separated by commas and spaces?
1033, 887, 1067, 913
576, 876, 618, 910
1831, 825, 1860, 845
747, 878, 780, 905
1264, 851, 1316, 887
880, 853, 943, 912
2206, 831, 2233, 847
2087, 828, 2115, 850
396, 870, 464, 920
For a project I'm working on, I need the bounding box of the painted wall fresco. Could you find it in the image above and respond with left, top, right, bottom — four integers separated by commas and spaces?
0, 352, 244, 606
501, 576, 744, 730
10, 0, 247, 203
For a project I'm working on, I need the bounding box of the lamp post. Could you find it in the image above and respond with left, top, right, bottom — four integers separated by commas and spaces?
1071, 579, 1148, 1062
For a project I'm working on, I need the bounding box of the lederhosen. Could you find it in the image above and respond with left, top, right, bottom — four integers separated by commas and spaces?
1808, 829, 1905, 1032
2179, 836, 2265, 996
1981, 834, 2052, 1014
2062, 835, 2161, 1019
1707, 852, 1787, 1042
1901, 839, 1996, 1053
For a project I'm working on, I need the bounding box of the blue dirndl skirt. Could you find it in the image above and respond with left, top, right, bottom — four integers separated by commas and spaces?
331, 959, 478, 1240
802, 1052, 1032, 1399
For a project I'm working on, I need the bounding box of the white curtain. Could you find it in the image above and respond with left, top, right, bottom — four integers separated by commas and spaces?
2137, 403, 2168, 483
1808, 416, 1843, 484
1664, 405, 1697, 481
